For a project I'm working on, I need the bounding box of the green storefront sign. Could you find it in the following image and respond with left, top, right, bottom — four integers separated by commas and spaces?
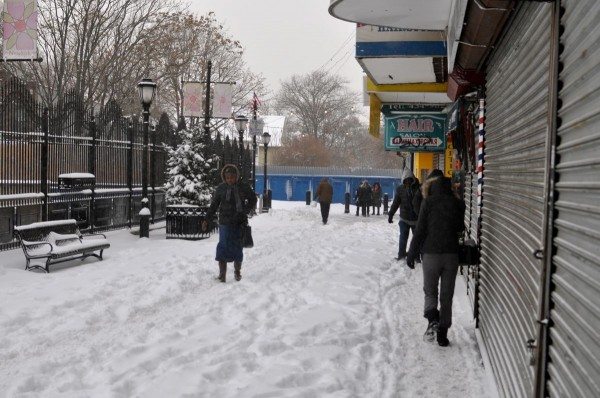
384, 112, 446, 152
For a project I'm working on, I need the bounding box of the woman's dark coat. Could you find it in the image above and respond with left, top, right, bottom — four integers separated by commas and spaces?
408, 177, 466, 256
207, 168, 257, 225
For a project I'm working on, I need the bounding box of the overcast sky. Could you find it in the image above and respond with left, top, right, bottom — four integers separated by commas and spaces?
189, 0, 365, 99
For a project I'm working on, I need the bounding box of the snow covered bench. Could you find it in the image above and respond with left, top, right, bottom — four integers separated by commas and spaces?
13, 220, 110, 273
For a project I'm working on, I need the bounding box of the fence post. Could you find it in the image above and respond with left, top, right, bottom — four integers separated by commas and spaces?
41, 107, 49, 221
344, 192, 350, 213
150, 122, 156, 223
127, 118, 134, 228
88, 111, 96, 232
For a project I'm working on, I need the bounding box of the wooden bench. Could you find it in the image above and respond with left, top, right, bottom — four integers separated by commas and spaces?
13, 219, 110, 273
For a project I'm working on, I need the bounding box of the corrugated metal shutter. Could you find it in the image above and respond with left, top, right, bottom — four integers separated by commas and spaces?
462, 172, 477, 312
547, 1, 600, 396
479, 3, 552, 398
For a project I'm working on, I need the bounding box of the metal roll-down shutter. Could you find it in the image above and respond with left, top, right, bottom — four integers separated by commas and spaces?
546, 1, 600, 396
479, 3, 552, 397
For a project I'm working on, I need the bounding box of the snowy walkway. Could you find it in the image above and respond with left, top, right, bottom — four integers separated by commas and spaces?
0, 202, 493, 397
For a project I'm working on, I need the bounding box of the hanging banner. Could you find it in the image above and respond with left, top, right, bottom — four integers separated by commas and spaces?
384, 112, 446, 152
2, 0, 38, 60
182, 82, 203, 117
212, 83, 233, 119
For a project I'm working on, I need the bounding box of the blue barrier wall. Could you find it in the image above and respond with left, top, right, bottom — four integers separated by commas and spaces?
255, 174, 401, 204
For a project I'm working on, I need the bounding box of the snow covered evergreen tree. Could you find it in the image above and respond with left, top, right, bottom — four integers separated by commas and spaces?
165, 126, 219, 206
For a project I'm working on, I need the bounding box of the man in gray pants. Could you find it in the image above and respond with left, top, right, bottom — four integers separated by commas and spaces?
407, 176, 465, 346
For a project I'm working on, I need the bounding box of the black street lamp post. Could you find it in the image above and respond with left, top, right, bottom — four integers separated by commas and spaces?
250, 117, 264, 192
137, 78, 157, 238
262, 132, 271, 211
234, 115, 249, 175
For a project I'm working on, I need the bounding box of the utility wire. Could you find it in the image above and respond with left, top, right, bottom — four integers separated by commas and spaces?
317, 31, 354, 72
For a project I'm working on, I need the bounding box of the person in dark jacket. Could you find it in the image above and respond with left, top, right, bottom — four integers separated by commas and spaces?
407, 176, 466, 347
371, 182, 382, 215
412, 169, 444, 216
358, 180, 371, 217
316, 177, 333, 224
202, 164, 257, 283
388, 168, 419, 260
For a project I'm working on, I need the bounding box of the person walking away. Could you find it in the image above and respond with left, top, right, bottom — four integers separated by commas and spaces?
354, 185, 361, 216
316, 177, 333, 224
365, 181, 373, 216
406, 176, 466, 347
388, 169, 419, 260
202, 164, 257, 283
371, 182, 382, 215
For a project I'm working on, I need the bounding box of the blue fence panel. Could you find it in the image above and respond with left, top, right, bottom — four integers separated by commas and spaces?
254, 173, 401, 204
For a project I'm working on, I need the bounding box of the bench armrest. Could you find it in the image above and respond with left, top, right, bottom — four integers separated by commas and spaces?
21, 240, 53, 256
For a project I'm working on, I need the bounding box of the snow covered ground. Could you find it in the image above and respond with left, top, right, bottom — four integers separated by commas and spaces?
0, 201, 495, 397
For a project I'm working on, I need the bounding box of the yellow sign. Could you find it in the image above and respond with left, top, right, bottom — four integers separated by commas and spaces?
445, 140, 453, 177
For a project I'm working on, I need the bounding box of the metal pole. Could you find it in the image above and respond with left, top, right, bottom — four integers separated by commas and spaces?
263, 143, 268, 207
142, 106, 149, 203
239, 129, 244, 173
252, 94, 258, 192
140, 107, 150, 238
127, 118, 134, 228
150, 122, 156, 223
41, 107, 49, 221
89, 112, 96, 232
252, 136, 257, 192
203, 60, 212, 139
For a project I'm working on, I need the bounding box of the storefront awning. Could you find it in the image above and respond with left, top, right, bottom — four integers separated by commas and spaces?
328, 0, 453, 30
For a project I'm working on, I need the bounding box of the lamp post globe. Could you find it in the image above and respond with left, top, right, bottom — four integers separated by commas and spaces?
137, 78, 156, 238
262, 132, 271, 211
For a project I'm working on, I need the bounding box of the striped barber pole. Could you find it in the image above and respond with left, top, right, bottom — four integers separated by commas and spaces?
476, 97, 485, 241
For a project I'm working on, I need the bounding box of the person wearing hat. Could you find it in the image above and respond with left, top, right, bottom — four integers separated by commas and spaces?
202, 164, 257, 282
388, 168, 420, 260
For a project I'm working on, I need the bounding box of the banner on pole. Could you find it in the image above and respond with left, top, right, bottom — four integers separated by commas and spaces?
2, 0, 38, 60
212, 83, 233, 119
182, 82, 203, 117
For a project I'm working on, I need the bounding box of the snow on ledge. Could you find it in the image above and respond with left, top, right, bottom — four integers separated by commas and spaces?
0, 192, 44, 201
58, 173, 95, 179
14, 219, 77, 231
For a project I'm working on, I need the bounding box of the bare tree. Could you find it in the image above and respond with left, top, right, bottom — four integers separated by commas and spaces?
2, 1, 266, 124
274, 70, 358, 148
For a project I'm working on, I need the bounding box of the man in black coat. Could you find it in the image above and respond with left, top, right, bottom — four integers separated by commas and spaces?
407, 176, 466, 347
202, 164, 257, 282
388, 168, 420, 260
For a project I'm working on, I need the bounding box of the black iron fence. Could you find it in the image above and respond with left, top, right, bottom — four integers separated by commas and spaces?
0, 78, 172, 251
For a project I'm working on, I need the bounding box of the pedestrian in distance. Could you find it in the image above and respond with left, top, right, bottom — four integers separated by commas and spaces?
316, 177, 333, 224
357, 180, 371, 217
202, 164, 257, 283
365, 181, 373, 216
406, 176, 466, 347
371, 182, 382, 215
354, 185, 361, 216
388, 168, 420, 260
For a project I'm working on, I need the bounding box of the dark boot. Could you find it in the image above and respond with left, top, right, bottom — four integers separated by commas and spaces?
437, 327, 449, 347
217, 261, 227, 283
234, 261, 242, 281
